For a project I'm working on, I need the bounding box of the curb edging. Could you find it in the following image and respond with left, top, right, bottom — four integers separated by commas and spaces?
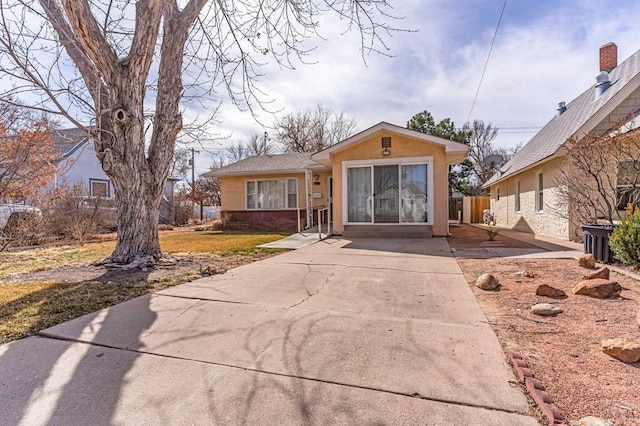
508, 351, 566, 425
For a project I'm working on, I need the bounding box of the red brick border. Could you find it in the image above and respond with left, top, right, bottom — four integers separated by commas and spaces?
509, 352, 566, 425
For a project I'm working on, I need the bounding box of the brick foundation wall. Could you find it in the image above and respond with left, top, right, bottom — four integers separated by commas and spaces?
222, 210, 303, 232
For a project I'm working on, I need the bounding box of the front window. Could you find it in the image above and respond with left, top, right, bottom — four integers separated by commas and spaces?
246, 178, 297, 209
616, 160, 640, 210
90, 179, 110, 198
515, 180, 520, 212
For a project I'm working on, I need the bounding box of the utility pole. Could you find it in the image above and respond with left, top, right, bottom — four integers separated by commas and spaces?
189, 147, 201, 220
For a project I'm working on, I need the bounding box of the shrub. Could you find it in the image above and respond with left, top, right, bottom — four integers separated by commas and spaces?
609, 210, 640, 266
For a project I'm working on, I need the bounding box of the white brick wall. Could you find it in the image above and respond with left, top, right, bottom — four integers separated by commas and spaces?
490, 158, 572, 239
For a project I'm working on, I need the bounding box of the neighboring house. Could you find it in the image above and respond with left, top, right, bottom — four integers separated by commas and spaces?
484, 42, 640, 240
49, 128, 113, 198
48, 128, 177, 223
205, 122, 469, 236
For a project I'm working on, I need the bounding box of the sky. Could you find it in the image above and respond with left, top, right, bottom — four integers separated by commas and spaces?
183, 0, 640, 177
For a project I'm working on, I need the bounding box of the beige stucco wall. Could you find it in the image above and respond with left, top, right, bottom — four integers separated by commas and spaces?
329, 130, 450, 236
490, 157, 575, 239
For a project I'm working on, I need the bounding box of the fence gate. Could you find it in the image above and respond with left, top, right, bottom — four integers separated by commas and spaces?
469, 196, 491, 223
448, 197, 463, 222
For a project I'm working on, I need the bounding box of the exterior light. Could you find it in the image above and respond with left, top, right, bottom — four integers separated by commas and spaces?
382, 148, 391, 156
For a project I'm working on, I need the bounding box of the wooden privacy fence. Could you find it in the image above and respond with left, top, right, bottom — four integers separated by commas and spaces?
469, 196, 490, 223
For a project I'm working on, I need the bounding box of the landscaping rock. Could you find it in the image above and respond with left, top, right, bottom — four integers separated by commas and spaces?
637, 309, 640, 329
570, 416, 614, 426
572, 279, 621, 298
515, 270, 536, 278
582, 266, 610, 280
536, 284, 566, 298
531, 303, 563, 316
578, 254, 596, 269
476, 273, 499, 290
601, 338, 640, 363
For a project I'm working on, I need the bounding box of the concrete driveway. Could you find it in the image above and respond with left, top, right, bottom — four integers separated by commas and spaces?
1, 238, 539, 425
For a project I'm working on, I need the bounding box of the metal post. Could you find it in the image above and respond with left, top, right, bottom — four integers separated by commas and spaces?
318, 208, 321, 239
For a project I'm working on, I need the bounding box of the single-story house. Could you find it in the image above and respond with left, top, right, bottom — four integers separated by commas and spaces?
48, 128, 177, 223
205, 122, 469, 237
484, 42, 640, 240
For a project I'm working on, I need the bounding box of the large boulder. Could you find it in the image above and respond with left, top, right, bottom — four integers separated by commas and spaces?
476, 273, 499, 290
572, 279, 621, 298
582, 266, 610, 280
578, 254, 596, 269
531, 303, 563, 316
536, 284, 566, 299
601, 338, 640, 363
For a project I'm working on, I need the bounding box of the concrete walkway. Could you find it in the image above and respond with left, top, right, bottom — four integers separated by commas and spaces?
0, 238, 539, 425
258, 226, 330, 249
469, 224, 584, 259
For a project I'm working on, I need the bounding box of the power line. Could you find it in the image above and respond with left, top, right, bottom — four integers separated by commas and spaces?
466, 0, 508, 124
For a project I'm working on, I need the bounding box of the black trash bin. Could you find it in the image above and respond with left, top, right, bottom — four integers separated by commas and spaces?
581, 224, 617, 263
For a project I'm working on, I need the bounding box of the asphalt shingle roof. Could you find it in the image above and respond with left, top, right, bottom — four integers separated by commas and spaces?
486, 48, 640, 186
205, 152, 325, 177
51, 128, 89, 158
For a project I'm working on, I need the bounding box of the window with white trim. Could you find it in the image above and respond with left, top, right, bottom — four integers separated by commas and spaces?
90, 179, 110, 198
246, 178, 297, 209
515, 180, 521, 212
536, 173, 544, 211
496, 186, 500, 201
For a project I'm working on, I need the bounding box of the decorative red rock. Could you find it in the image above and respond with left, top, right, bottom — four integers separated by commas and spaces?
582, 266, 610, 280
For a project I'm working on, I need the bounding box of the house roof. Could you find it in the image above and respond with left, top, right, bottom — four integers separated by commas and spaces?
312, 121, 470, 162
51, 128, 90, 159
486, 47, 640, 187
204, 152, 328, 177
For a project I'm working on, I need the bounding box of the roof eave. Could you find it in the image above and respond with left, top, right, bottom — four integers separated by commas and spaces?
204, 167, 327, 178
484, 152, 562, 187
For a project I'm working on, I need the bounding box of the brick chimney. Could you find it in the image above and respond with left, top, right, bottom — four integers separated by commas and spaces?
600, 42, 617, 73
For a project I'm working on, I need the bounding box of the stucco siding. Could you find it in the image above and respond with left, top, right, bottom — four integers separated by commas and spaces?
330, 130, 449, 236
490, 158, 571, 239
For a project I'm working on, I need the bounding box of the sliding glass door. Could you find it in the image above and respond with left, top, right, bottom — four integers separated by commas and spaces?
347, 167, 371, 222
374, 165, 399, 223
346, 162, 429, 224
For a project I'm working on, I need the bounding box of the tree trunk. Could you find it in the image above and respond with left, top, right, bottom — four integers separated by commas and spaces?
109, 173, 163, 264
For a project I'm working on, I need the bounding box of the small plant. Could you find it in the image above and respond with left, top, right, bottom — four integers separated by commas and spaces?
609, 210, 640, 266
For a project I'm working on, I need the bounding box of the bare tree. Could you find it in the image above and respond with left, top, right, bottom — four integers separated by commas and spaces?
0, 103, 57, 202
170, 148, 191, 180
552, 119, 640, 229
0, 0, 398, 266
461, 120, 500, 192
276, 104, 358, 153
226, 133, 274, 162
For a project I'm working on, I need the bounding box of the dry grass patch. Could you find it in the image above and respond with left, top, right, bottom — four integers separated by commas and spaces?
0, 243, 115, 280
0, 279, 187, 344
159, 231, 288, 255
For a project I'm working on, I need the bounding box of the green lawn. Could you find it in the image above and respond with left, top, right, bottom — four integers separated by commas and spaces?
0, 230, 288, 344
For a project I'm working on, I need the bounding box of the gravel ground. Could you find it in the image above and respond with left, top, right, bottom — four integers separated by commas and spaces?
449, 225, 640, 426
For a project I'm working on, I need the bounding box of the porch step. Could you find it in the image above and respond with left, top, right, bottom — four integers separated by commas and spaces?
342, 225, 433, 239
